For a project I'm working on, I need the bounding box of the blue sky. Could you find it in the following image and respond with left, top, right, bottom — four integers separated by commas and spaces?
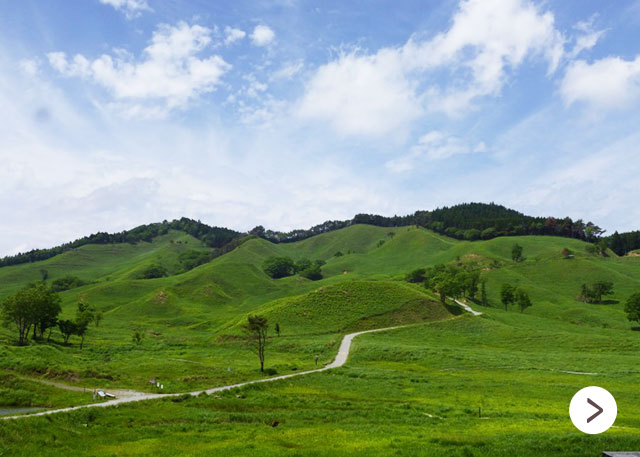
1, 0, 640, 256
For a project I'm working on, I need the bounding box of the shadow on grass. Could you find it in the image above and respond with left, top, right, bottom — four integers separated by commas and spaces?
445, 303, 464, 316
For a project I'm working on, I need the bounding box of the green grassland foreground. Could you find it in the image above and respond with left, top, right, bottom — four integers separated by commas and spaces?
1, 225, 640, 455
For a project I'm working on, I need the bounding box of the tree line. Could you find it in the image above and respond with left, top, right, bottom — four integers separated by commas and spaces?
1, 282, 101, 347
0, 218, 240, 267
252, 203, 607, 246
6, 203, 640, 270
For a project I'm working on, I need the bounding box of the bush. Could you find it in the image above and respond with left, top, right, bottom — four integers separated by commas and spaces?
406, 268, 427, 283
300, 264, 323, 281
50, 275, 86, 292
263, 256, 295, 279
136, 264, 169, 279
178, 250, 211, 271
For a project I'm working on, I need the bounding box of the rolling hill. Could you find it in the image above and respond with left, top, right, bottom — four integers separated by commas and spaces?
1, 218, 640, 456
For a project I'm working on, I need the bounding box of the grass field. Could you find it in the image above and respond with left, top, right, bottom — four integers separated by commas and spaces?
1, 224, 640, 456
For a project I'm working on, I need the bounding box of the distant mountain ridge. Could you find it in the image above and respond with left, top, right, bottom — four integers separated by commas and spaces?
2, 202, 636, 267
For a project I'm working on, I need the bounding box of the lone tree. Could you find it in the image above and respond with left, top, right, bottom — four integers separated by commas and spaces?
624, 292, 640, 324
275, 322, 280, 337
511, 244, 524, 263
500, 283, 515, 311
580, 281, 614, 303
245, 315, 268, 372
515, 289, 532, 313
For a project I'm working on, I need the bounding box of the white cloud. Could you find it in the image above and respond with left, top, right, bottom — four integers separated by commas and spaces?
568, 18, 606, 58
19, 58, 40, 76
297, 0, 566, 135
224, 26, 246, 45
560, 55, 640, 110
47, 22, 230, 118
99, 0, 151, 19
271, 61, 304, 80
250, 25, 275, 46
386, 131, 486, 172
296, 49, 421, 137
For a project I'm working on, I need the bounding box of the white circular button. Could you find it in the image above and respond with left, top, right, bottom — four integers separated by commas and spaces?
569, 386, 617, 434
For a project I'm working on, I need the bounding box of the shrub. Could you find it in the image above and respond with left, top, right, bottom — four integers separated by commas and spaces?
136, 264, 169, 279
263, 256, 295, 279
50, 275, 86, 292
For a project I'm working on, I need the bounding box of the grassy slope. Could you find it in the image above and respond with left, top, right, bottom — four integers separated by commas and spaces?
2, 225, 640, 455
0, 230, 211, 297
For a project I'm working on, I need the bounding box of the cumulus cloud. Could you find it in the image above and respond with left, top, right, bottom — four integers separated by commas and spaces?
560, 55, 640, 110
386, 131, 486, 172
99, 0, 151, 19
296, 49, 421, 137
224, 26, 246, 45
47, 22, 230, 118
297, 0, 566, 135
250, 25, 275, 46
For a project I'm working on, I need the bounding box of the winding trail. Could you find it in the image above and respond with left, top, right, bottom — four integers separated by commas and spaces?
2, 326, 403, 420
3, 300, 482, 420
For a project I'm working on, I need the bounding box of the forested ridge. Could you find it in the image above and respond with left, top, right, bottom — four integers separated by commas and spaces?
256, 203, 606, 245
0, 218, 240, 267
3, 203, 639, 267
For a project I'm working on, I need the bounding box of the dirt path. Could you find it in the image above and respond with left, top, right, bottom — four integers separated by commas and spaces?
454, 299, 483, 316
3, 304, 482, 420
18, 377, 148, 401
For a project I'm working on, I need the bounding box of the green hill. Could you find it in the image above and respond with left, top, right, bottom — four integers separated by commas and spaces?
2, 221, 640, 456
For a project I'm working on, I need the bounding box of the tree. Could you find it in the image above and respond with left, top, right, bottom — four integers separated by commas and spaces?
75, 302, 95, 349
300, 263, 323, 280
36, 290, 62, 339
137, 264, 168, 279
462, 271, 480, 300
58, 319, 77, 344
50, 275, 86, 292
624, 293, 640, 324
580, 281, 614, 303
94, 310, 103, 327
262, 256, 295, 279
480, 279, 488, 306
592, 281, 614, 302
39, 269, 49, 281
511, 244, 523, 263
597, 239, 609, 256
500, 284, 515, 311
1, 283, 60, 345
294, 258, 312, 273
406, 268, 427, 283
515, 289, 532, 313
275, 323, 280, 337
245, 315, 268, 372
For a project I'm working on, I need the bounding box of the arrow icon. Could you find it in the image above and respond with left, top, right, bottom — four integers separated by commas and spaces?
587, 398, 603, 423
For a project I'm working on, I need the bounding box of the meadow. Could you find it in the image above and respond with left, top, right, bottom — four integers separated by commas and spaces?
1, 224, 640, 456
